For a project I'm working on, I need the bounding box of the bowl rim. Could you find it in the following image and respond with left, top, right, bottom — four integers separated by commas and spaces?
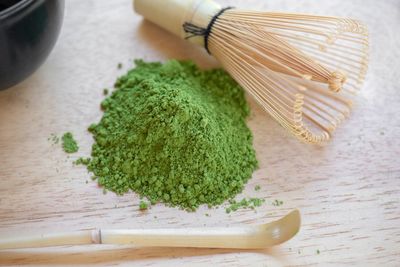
0, 0, 35, 19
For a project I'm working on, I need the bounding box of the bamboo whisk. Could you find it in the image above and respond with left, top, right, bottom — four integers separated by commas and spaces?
134, 0, 369, 143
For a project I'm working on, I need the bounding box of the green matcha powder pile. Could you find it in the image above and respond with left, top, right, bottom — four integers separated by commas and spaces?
82, 60, 258, 211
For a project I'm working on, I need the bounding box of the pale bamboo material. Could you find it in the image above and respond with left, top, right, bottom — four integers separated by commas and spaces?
0, 210, 300, 250
134, 0, 369, 144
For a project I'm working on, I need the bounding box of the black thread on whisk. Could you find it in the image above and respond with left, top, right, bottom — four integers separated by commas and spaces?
183, 7, 234, 54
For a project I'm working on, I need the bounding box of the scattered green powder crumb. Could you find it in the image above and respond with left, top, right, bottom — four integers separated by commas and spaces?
62, 132, 79, 153
74, 157, 90, 165
272, 199, 284, 206
48, 133, 60, 145
316, 249, 320, 254
255, 185, 261, 191
103, 88, 109, 95
117, 63, 123, 69
225, 198, 265, 213
205, 213, 210, 217
82, 60, 258, 211
139, 201, 148, 210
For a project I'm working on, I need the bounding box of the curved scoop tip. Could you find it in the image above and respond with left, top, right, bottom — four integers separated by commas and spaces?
280, 209, 301, 243
262, 209, 301, 247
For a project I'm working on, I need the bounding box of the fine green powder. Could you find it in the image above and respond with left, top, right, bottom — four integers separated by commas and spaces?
62, 132, 79, 153
225, 198, 265, 214
139, 200, 148, 211
84, 60, 258, 210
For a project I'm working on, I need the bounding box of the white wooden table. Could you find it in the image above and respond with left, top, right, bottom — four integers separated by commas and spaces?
1, 0, 399, 266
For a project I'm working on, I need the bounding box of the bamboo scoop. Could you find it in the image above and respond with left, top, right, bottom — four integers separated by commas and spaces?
0, 210, 300, 250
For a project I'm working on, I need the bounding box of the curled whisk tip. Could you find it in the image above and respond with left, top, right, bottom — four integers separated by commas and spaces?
328, 71, 347, 93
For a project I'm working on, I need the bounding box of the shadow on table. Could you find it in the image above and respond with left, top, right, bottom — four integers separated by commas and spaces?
0, 246, 278, 265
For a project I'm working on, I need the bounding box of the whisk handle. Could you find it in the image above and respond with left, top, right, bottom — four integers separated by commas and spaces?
134, 0, 221, 47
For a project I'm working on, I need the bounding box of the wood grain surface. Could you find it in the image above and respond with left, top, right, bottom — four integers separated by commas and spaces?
1, 0, 399, 266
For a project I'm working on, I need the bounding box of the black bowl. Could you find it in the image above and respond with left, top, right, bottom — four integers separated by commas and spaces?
0, 0, 64, 90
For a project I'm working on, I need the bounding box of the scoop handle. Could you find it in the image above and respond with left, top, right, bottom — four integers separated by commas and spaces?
133, 0, 221, 46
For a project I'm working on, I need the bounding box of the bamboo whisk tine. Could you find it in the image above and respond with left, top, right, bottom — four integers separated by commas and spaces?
134, 0, 369, 144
